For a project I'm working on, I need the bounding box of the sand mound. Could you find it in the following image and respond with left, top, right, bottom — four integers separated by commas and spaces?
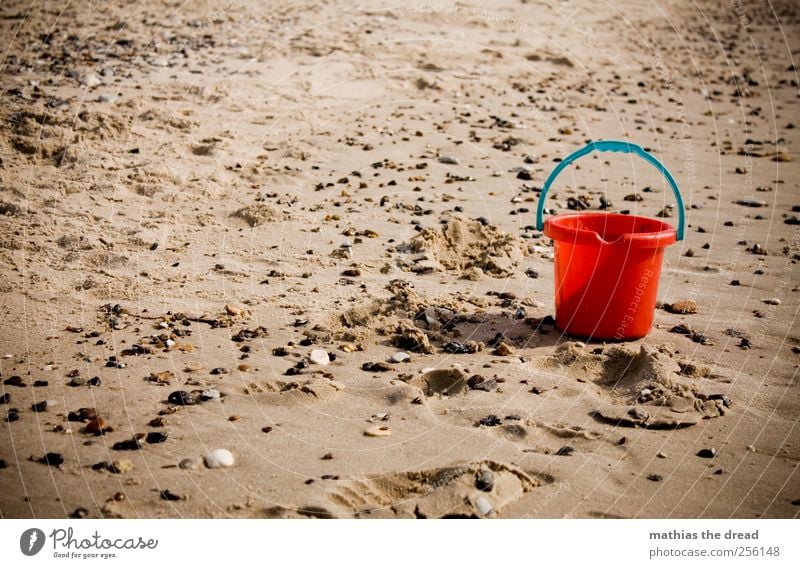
397, 217, 525, 278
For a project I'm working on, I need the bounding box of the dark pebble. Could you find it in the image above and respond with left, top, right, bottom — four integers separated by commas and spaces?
31, 400, 49, 412
160, 489, 183, 501
697, 448, 717, 458
647, 474, 663, 482
0, 458, 7, 468
113, 435, 144, 451
70, 507, 89, 518
555, 446, 575, 456
6, 409, 19, 422
0, 393, 9, 404
361, 361, 393, 372
261, 426, 273, 434
167, 391, 194, 406
210, 367, 229, 375
33, 380, 48, 387
3, 376, 25, 387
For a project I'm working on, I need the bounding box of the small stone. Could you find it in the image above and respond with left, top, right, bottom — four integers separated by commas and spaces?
657, 452, 668, 459
160, 489, 183, 501
555, 445, 575, 456
85, 417, 110, 435
179, 458, 200, 470
762, 298, 781, 305
735, 199, 767, 207
666, 300, 698, 314
438, 156, 460, 165
167, 390, 195, 405
475, 495, 493, 516
647, 474, 663, 482
747, 445, 756, 452
478, 415, 502, 427
321, 452, 333, 460
389, 352, 410, 363
68, 377, 87, 387
492, 341, 514, 356
697, 448, 717, 458
146, 432, 168, 444
0, 393, 9, 404
40, 452, 64, 466
200, 388, 221, 401
70, 507, 89, 518
224, 304, 243, 316
476, 469, 494, 492
32, 400, 53, 412
364, 425, 392, 437
111, 460, 134, 475
204, 448, 235, 468
261, 426, 273, 434
362, 361, 393, 372
237, 364, 252, 372
113, 435, 144, 451
309, 349, 330, 366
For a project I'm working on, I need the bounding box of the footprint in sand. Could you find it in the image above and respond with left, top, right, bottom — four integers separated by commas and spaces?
263, 460, 547, 518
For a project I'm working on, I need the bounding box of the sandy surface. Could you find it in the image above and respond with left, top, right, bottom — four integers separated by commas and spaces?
0, 0, 798, 519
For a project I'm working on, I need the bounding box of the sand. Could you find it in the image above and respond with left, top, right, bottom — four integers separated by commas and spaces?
0, 0, 798, 519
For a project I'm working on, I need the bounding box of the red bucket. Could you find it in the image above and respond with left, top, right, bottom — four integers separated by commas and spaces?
536, 141, 685, 340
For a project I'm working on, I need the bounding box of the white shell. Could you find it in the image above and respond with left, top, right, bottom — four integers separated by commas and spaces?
204, 449, 235, 468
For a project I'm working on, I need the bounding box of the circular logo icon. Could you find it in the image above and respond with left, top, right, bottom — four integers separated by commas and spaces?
20, 528, 45, 556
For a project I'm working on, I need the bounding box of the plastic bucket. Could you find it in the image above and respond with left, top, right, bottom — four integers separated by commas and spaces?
535, 140, 685, 340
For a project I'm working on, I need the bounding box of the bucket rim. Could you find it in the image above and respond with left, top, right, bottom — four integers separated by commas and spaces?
543, 212, 677, 248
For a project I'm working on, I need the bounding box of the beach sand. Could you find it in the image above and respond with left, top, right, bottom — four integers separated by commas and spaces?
0, 0, 798, 518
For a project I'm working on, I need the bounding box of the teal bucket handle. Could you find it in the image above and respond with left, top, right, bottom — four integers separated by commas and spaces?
535, 140, 685, 240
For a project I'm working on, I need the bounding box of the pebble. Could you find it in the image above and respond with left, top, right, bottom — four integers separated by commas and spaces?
168, 390, 195, 405
697, 448, 717, 458
647, 474, 663, 482
389, 351, 410, 363
475, 495, 493, 516
179, 457, 200, 470
555, 445, 575, 456
32, 400, 55, 412
200, 388, 221, 401
735, 199, 767, 207
362, 361, 393, 372
85, 417, 109, 435
666, 300, 698, 314
364, 425, 392, 437
438, 156, 460, 164
97, 93, 116, 103
762, 298, 781, 305
160, 489, 183, 501
146, 432, 168, 444
204, 448, 235, 468
657, 452, 668, 459
309, 349, 330, 365
476, 469, 494, 492
492, 341, 514, 356
80, 74, 102, 87
478, 415, 502, 427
